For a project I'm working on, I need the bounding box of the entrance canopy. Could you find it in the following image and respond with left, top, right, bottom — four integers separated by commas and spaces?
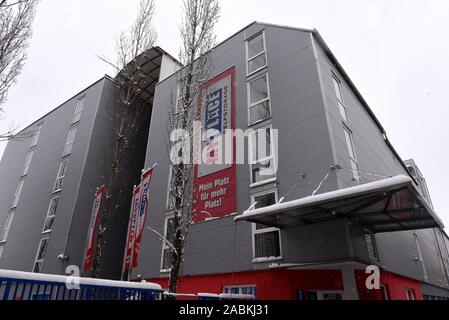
235, 175, 443, 233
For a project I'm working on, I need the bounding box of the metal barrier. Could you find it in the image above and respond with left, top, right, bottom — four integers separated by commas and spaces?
0, 269, 162, 301
164, 292, 256, 301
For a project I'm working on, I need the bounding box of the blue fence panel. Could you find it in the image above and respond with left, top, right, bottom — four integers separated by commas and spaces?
0, 270, 162, 301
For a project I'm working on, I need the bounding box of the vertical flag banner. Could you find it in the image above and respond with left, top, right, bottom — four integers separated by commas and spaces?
123, 184, 141, 274
132, 168, 154, 268
192, 67, 237, 223
83, 185, 105, 271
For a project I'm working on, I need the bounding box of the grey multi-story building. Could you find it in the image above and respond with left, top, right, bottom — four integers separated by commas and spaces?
0, 47, 180, 280
1, 22, 448, 300
133, 22, 449, 300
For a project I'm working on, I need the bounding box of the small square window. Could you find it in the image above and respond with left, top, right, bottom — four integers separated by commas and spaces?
254, 231, 281, 258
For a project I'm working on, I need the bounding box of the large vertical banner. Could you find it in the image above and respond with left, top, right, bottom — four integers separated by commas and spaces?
83, 185, 105, 271
122, 184, 141, 274
132, 168, 154, 268
192, 67, 237, 223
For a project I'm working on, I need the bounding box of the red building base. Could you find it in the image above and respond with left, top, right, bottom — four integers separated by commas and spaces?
355, 269, 422, 300
146, 268, 423, 300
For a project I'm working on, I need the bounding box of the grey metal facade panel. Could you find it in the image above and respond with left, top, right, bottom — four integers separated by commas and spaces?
374, 230, 448, 286
281, 219, 350, 263
417, 229, 449, 286
135, 23, 343, 279
62, 79, 152, 280
313, 42, 404, 184
421, 282, 449, 298
311, 34, 449, 290
0, 79, 105, 273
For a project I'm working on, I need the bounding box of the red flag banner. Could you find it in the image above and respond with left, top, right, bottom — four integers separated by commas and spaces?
132, 168, 154, 268
83, 185, 105, 271
123, 184, 141, 273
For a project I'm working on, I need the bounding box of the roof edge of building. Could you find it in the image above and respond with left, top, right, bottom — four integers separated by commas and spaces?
14, 76, 112, 135
255, 22, 416, 186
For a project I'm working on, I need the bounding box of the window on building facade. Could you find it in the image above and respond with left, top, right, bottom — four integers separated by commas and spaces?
43, 196, 60, 233
423, 294, 449, 301
332, 73, 347, 121
246, 32, 267, 75
30, 124, 43, 148
33, 236, 50, 273
406, 288, 416, 300
166, 166, 175, 210
63, 125, 78, 156
72, 96, 86, 124
22, 150, 34, 176
343, 126, 360, 181
380, 285, 389, 300
54, 159, 69, 192
173, 85, 183, 115
223, 285, 257, 297
12, 179, 25, 208
252, 191, 281, 260
1, 212, 15, 243
161, 215, 175, 272
249, 126, 276, 185
248, 74, 271, 125
365, 233, 378, 261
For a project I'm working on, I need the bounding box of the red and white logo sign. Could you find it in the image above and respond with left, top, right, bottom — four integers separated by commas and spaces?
83, 185, 105, 271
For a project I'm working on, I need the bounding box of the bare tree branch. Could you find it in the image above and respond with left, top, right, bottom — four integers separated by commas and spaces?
1, 1, 30, 8
0, 123, 33, 142
91, 0, 157, 279
0, 0, 38, 108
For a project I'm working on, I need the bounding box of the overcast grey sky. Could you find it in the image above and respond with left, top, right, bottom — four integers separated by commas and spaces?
1, 0, 448, 227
